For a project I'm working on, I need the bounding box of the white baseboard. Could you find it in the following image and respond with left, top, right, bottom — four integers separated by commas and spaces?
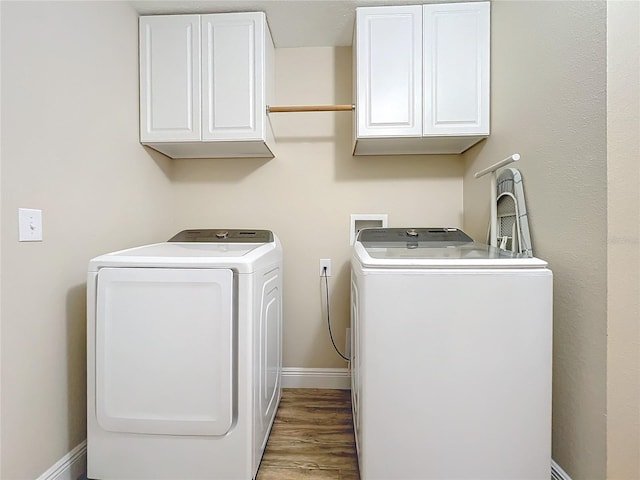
282, 367, 350, 389
551, 459, 572, 480
37, 440, 86, 480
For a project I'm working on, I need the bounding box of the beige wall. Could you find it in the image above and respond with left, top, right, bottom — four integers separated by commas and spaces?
606, 1, 640, 479
463, 1, 607, 478
0, 2, 174, 478
170, 46, 464, 368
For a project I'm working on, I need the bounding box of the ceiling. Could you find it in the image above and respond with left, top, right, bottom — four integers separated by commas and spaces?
130, 0, 466, 48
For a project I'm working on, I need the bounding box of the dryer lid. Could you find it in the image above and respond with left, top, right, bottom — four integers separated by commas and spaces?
102, 242, 264, 259
88, 237, 281, 273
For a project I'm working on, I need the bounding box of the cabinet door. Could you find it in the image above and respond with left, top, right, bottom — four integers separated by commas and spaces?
356, 6, 423, 138
139, 15, 201, 142
201, 13, 265, 141
423, 2, 490, 136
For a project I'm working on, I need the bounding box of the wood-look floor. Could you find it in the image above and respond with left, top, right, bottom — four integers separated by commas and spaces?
257, 388, 360, 480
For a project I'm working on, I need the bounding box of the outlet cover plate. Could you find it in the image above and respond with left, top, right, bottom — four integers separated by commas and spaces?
319, 259, 332, 277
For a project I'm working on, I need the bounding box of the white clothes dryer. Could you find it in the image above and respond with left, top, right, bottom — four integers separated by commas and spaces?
87, 229, 282, 480
351, 228, 552, 480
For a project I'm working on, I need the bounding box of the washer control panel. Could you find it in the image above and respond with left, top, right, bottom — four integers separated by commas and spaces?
358, 228, 473, 247
168, 229, 274, 243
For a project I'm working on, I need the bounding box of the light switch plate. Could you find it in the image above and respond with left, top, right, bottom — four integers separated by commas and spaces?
18, 208, 43, 242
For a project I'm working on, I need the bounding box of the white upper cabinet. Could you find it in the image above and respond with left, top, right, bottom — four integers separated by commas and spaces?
423, 2, 490, 137
353, 2, 490, 155
355, 6, 423, 138
139, 13, 275, 159
139, 15, 201, 143
201, 15, 266, 142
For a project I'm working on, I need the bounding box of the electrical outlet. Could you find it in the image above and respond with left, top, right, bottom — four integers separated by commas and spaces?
319, 259, 332, 277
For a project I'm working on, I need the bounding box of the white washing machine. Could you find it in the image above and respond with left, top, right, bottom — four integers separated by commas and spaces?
87, 229, 282, 480
351, 228, 553, 480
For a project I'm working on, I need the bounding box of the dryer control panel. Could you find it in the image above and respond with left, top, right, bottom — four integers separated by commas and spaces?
169, 229, 274, 243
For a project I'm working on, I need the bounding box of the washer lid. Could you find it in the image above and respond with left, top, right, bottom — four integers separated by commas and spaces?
354, 228, 548, 268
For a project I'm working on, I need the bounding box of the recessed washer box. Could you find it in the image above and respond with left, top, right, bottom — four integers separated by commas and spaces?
350, 214, 388, 245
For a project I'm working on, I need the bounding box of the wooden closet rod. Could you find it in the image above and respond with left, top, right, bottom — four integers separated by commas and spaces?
267, 104, 355, 113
